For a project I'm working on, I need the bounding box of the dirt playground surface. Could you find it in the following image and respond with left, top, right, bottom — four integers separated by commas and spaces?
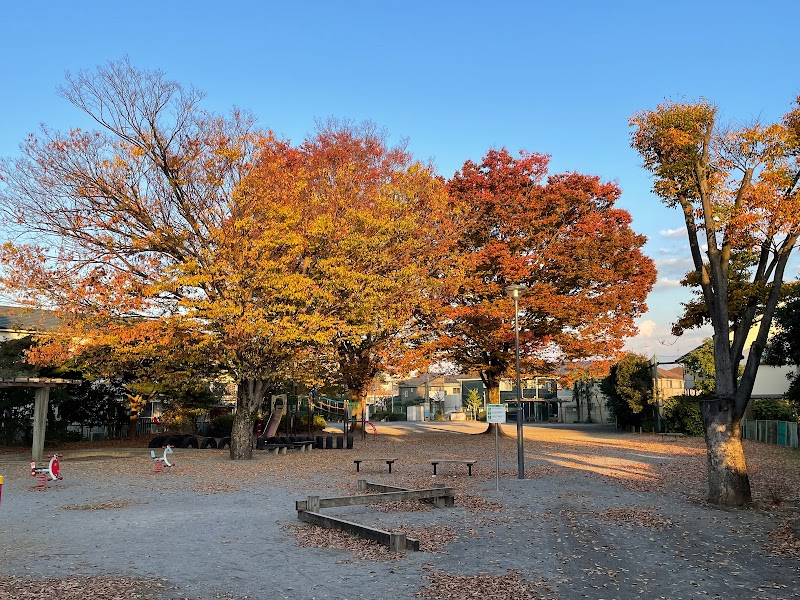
0, 422, 798, 600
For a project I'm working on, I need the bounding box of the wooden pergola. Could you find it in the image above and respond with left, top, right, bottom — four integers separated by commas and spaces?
0, 377, 80, 462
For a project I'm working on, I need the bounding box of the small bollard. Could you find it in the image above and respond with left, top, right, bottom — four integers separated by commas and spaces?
0, 474, 4, 507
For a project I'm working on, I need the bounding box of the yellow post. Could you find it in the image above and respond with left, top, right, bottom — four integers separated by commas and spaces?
0, 474, 4, 507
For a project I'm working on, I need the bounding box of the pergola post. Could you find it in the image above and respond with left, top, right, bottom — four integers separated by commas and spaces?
32, 386, 51, 463
1, 378, 77, 462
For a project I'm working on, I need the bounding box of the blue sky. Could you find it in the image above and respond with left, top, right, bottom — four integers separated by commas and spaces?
1, 1, 798, 361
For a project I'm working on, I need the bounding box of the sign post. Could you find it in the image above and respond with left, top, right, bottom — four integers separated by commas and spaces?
486, 404, 507, 491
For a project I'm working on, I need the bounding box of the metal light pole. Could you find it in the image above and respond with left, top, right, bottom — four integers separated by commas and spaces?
505, 284, 527, 480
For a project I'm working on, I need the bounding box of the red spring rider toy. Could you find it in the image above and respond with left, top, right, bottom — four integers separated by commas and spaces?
30, 454, 63, 482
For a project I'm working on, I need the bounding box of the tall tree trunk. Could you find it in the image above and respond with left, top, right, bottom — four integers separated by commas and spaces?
701, 398, 751, 506
230, 378, 267, 460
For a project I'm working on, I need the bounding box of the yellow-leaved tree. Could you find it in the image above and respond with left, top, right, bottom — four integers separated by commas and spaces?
0, 60, 448, 457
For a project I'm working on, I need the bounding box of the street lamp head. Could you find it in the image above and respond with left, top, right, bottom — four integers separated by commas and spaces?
504, 284, 527, 300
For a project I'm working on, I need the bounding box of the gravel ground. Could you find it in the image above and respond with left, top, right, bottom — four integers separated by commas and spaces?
0, 422, 798, 600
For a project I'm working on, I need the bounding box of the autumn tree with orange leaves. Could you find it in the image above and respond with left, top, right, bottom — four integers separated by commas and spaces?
0, 59, 281, 458
0, 60, 448, 457
234, 122, 448, 432
430, 149, 656, 408
631, 98, 800, 506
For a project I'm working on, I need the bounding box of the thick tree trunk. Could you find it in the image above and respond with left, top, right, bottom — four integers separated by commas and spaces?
230, 379, 267, 460
702, 400, 751, 506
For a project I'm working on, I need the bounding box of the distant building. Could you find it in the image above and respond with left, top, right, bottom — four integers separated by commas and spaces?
0, 305, 60, 341
655, 365, 686, 400
396, 372, 560, 421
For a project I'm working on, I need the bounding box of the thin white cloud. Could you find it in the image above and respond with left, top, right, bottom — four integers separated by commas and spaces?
655, 277, 682, 288
624, 319, 714, 358
659, 227, 686, 238
655, 257, 693, 267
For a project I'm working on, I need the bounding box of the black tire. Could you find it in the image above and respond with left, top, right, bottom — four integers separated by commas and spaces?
346, 434, 354, 450
179, 435, 199, 448
165, 435, 185, 447
314, 436, 324, 449
335, 436, 344, 449
148, 435, 170, 448
325, 435, 333, 449
200, 437, 218, 449
218, 436, 231, 449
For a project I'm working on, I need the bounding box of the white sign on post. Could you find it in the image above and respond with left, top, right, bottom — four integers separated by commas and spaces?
486, 403, 507, 423
486, 403, 506, 491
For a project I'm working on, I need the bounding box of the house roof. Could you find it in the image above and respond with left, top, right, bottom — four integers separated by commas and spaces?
0, 305, 61, 333
657, 366, 685, 379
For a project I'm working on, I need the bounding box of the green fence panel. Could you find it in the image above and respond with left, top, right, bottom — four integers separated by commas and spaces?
742, 419, 800, 449
777, 421, 787, 446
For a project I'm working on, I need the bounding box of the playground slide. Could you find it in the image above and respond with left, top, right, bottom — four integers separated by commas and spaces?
262, 397, 288, 438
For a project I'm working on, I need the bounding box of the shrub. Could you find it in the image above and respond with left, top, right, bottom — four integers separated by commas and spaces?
661, 394, 704, 436
208, 413, 234, 437
433, 410, 445, 421
383, 412, 405, 421
750, 398, 799, 422
278, 413, 327, 432
46, 428, 83, 443
295, 414, 327, 431
369, 410, 405, 422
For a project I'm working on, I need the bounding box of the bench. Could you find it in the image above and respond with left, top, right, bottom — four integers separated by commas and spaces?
658, 432, 686, 441
430, 459, 478, 476
353, 458, 397, 473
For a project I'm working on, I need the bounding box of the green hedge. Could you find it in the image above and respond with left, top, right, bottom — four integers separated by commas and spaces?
278, 413, 327, 431
208, 413, 234, 437
661, 394, 704, 436
750, 398, 799, 422
369, 410, 405, 422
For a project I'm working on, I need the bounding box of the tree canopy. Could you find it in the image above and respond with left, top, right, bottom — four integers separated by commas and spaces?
428, 148, 656, 401
601, 353, 654, 429
0, 60, 448, 456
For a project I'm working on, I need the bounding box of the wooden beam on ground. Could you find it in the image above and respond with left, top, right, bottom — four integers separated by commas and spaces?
295, 487, 455, 511
297, 510, 420, 551
357, 480, 411, 493
357, 480, 448, 505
